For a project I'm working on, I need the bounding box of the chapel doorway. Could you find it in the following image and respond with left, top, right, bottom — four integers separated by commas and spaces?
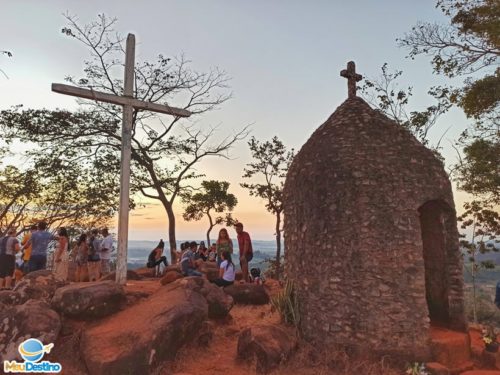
419, 200, 453, 327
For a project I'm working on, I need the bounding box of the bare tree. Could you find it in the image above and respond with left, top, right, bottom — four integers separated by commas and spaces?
1, 14, 248, 262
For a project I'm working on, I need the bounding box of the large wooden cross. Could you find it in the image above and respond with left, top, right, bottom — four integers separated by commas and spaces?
52, 34, 191, 285
340, 61, 362, 98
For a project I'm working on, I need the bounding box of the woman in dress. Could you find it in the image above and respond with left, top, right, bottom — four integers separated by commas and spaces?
53, 227, 69, 281
215, 228, 233, 266
74, 233, 88, 282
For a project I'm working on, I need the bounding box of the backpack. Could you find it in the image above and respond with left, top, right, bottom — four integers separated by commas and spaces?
250, 267, 261, 278
0, 236, 8, 255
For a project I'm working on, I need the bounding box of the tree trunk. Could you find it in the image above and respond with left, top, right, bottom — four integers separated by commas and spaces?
275, 211, 282, 279
206, 211, 214, 246
165, 202, 177, 264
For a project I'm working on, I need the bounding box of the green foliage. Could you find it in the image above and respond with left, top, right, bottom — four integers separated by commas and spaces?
456, 139, 500, 203
182, 180, 237, 244
0, 160, 117, 235
270, 280, 300, 328
461, 72, 500, 119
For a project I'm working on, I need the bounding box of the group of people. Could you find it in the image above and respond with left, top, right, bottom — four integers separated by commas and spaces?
59, 227, 115, 282
146, 222, 255, 287
0, 222, 115, 289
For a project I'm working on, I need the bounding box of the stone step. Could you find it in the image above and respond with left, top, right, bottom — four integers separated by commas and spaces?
430, 326, 471, 368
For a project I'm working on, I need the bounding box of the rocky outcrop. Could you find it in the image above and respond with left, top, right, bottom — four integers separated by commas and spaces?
0, 300, 61, 362
100, 270, 141, 281
237, 324, 298, 374
13, 270, 67, 303
80, 278, 209, 375
160, 271, 183, 285
51, 281, 126, 319
199, 262, 219, 281
224, 283, 270, 305
0, 290, 21, 305
176, 277, 233, 319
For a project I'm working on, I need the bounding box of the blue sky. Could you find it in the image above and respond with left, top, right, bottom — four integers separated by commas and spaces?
0, 1, 471, 240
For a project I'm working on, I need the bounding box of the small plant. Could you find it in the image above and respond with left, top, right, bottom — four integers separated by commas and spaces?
405, 362, 429, 375
270, 280, 300, 328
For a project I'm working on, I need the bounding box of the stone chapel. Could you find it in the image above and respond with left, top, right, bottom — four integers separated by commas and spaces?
283, 61, 466, 359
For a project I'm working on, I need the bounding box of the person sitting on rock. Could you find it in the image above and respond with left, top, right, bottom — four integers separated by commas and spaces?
180, 241, 202, 277
147, 239, 168, 275
208, 244, 217, 262
196, 241, 208, 262
211, 250, 235, 287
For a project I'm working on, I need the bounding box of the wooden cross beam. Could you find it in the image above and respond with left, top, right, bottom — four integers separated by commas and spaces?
52, 34, 191, 285
340, 61, 362, 98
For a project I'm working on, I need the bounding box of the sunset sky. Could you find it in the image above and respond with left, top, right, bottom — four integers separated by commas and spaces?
1, 1, 473, 240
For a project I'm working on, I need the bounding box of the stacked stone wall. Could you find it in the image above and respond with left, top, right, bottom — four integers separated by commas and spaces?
283, 97, 466, 359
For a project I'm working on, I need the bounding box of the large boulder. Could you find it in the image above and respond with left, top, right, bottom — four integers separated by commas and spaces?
0, 300, 61, 362
13, 270, 67, 303
51, 281, 126, 320
160, 271, 183, 285
199, 262, 219, 281
237, 324, 298, 374
0, 290, 21, 306
176, 277, 233, 319
80, 279, 209, 375
100, 270, 141, 281
224, 283, 270, 305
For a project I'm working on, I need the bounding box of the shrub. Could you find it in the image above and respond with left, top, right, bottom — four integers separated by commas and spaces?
271, 280, 300, 328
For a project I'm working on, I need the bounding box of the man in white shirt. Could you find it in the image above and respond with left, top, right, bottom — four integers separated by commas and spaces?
100, 228, 114, 275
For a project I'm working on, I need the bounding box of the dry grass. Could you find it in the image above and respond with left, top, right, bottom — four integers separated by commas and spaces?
275, 340, 402, 375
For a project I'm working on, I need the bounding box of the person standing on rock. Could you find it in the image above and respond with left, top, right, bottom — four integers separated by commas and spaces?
53, 227, 70, 281
235, 222, 253, 283
0, 228, 20, 289
29, 221, 55, 272
100, 228, 113, 275
74, 233, 89, 282
88, 229, 102, 281
20, 224, 37, 274
216, 228, 233, 267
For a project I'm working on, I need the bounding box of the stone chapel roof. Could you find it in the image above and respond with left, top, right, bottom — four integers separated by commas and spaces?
285, 62, 451, 209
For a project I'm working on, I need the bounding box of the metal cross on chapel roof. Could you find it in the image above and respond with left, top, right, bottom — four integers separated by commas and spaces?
340, 61, 362, 98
